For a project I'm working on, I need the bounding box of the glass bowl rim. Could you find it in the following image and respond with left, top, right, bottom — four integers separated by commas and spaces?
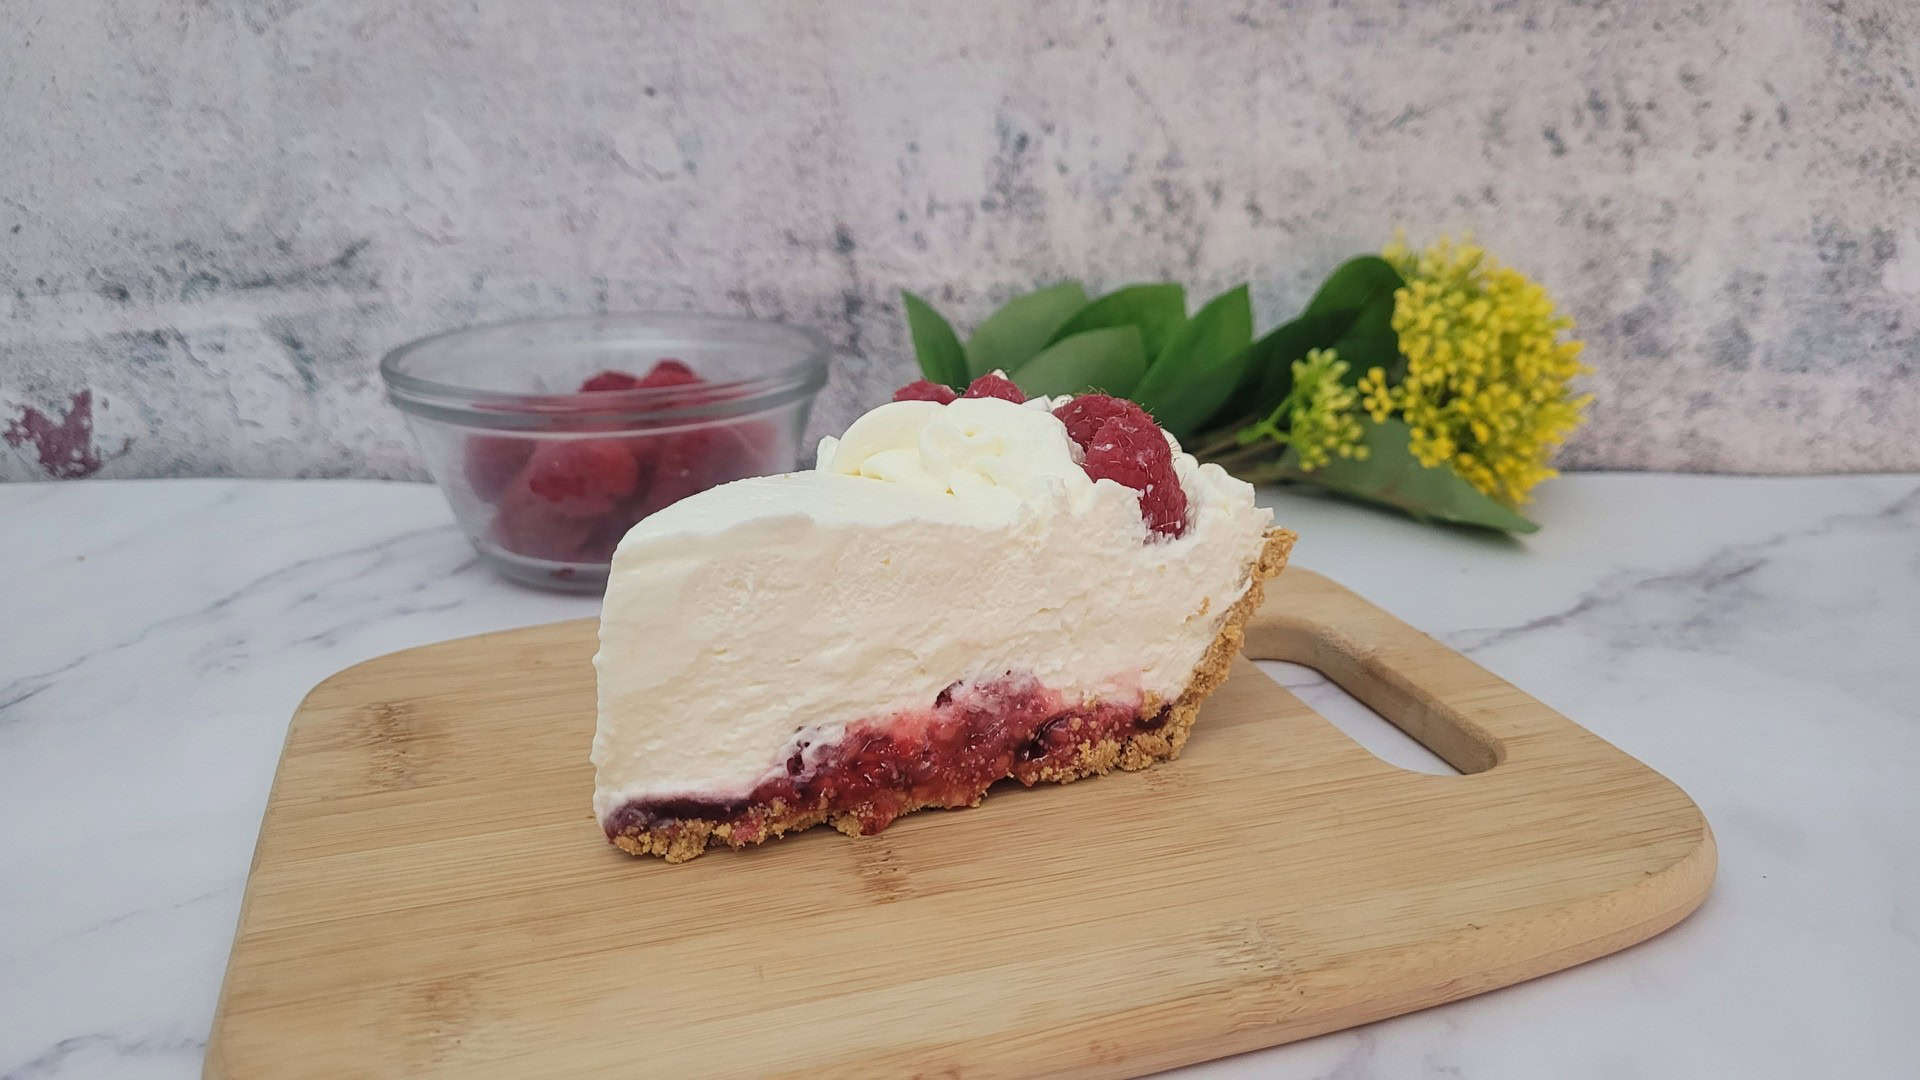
380, 312, 831, 429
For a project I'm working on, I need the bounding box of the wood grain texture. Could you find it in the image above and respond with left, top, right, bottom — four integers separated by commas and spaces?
205, 570, 1715, 1079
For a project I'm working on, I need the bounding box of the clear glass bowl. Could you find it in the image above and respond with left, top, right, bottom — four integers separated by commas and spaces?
382, 314, 829, 592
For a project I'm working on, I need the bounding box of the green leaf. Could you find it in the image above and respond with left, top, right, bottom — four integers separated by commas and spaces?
1328, 299, 1400, 384
963, 281, 1089, 379
1242, 312, 1330, 424
901, 291, 969, 390
1203, 311, 1320, 435
1011, 326, 1147, 398
1274, 419, 1539, 533
1047, 284, 1187, 362
1304, 255, 1404, 317
1130, 285, 1253, 440
1307, 254, 1406, 382
1230, 257, 1407, 428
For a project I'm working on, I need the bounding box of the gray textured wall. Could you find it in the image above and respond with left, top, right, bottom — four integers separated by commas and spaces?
3, 0, 1917, 482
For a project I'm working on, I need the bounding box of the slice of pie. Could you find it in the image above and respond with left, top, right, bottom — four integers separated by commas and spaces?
593, 377, 1293, 861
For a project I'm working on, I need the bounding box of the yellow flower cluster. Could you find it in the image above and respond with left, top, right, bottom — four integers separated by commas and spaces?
1241, 347, 1369, 470
1378, 234, 1591, 506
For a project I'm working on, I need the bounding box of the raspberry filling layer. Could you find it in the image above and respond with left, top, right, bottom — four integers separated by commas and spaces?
603, 674, 1172, 844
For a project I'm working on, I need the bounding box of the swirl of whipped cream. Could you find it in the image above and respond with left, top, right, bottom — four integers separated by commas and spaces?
814, 396, 1098, 514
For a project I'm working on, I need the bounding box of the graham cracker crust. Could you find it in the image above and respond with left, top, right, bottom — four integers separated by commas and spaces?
611, 527, 1296, 863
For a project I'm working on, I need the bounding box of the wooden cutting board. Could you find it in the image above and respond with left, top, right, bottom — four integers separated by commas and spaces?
205, 570, 1714, 1079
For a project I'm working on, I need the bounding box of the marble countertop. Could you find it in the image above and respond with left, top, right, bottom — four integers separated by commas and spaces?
3, 475, 1917, 1078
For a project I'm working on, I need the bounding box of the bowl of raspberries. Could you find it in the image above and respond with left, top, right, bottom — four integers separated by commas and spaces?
382, 314, 829, 590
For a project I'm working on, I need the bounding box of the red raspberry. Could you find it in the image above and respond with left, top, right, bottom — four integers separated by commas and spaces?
575, 512, 637, 564
578, 370, 641, 392
1080, 411, 1189, 538
490, 484, 600, 561
637, 358, 699, 388
524, 438, 640, 517
892, 379, 959, 404
703, 418, 782, 481
577, 360, 697, 404
496, 358, 787, 560
462, 435, 533, 501
630, 430, 712, 517
541, 359, 790, 549
612, 359, 709, 507
1052, 394, 1155, 450
1135, 473, 1190, 539
960, 372, 1025, 403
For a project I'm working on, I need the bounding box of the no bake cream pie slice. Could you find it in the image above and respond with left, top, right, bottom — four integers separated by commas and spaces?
592, 376, 1293, 861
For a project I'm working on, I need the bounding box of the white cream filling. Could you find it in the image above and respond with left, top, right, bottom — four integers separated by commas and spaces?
591, 395, 1273, 821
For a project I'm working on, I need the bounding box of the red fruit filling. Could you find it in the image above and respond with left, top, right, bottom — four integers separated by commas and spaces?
604, 674, 1173, 845
892, 379, 960, 404
960, 372, 1026, 403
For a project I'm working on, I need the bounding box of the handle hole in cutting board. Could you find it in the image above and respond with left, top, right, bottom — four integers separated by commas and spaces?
1256, 660, 1461, 776
1241, 588, 1507, 774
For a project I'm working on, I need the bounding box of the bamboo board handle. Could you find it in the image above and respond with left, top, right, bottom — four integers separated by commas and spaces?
1244, 569, 1586, 774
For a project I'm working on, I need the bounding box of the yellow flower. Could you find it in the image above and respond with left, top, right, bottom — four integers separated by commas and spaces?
1240, 347, 1368, 471
1357, 366, 1394, 422
1379, 233, 1590, 506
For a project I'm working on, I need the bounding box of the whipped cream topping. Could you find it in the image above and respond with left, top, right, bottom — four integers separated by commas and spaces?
592, 395, 1273, 820
814, 396, 1099, 515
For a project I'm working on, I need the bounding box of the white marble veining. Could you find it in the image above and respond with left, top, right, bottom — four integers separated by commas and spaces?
2, 475, 1916, 1078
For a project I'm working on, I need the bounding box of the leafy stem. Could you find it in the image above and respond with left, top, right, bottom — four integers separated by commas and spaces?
1187, 425, 1251, 461
1202, 440, 1283, 474
1231, 460, 1304, 487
